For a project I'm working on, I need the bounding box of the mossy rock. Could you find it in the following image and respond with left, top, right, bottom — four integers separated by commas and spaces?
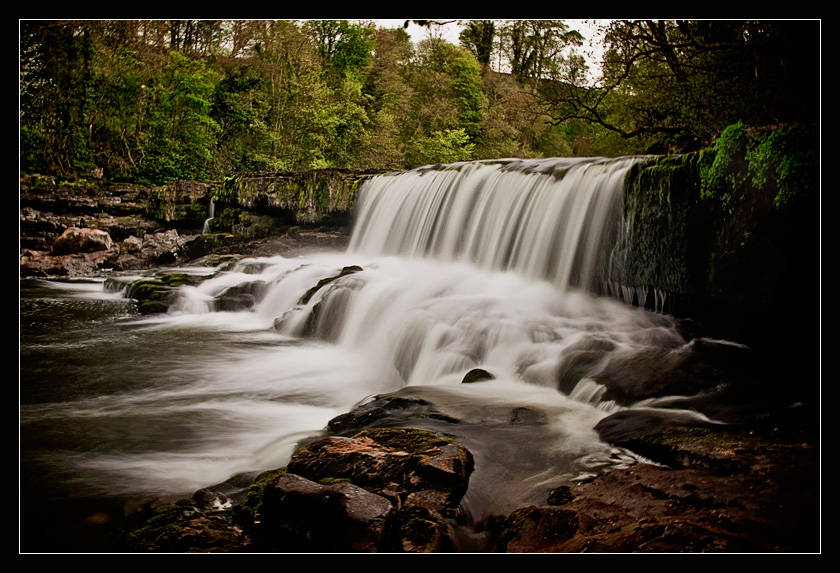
128, 272, 205, 314
126, 499, 247, 552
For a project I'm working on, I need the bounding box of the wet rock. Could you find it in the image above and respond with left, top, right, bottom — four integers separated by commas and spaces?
461, 368, 495, 383
249, 427, 475, 552
215, 281, 266, 312
298, 265, 363, 305
258, 473, 393, 552
328, 395, 459, 434
128, 272, 204, 314
492, 418, 819, 553
126, 498, 251, 553
287, 428, 473, 508
497, 506, 580, 552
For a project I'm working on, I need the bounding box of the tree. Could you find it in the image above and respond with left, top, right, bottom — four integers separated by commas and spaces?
20, 21, 97, 175
415, 128, 475, 165
303, 20, 375, 82
459, 20, 496, 69
410, 38, 486, 142
541, 20, 821, 152
498, 20, 584, 82
210, 63, 271, 174
357, 26, 415, 169
138, 51, 220, 182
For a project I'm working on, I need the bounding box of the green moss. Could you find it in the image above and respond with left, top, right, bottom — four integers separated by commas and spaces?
126, 500, 194, 551
699, 122, 817, 212
496, 506, 537, 550
547, 486, 575, 506
128, 273, 203, 314
232, 468, 287, 526
213, 175, 239, 203
357, 427, 455, 455
396, 506, 439, 546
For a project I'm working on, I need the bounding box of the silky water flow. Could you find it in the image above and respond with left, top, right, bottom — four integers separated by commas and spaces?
20, 157, 728, 551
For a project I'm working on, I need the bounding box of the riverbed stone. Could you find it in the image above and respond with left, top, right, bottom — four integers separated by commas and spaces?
258, 473, 393, 552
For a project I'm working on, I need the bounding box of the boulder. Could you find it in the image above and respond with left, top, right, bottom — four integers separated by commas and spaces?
258, 473, 393, 552
51, 227, 113, 255
250, 427, 474, 552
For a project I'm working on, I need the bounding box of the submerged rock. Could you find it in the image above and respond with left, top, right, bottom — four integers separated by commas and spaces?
461, 368, 495, 384
128, 272, 205, 314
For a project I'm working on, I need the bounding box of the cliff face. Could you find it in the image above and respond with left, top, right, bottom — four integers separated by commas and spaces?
601, 124, 818, 354
608, 151, 816, 316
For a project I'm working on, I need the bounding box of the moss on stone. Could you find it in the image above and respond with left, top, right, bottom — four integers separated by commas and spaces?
547, 485, 576, 506
356, 427, 455, 455
396, 505, 439, 546
128, 272, 204, 314
496, 506, 537, 550
232, 468, 287, 526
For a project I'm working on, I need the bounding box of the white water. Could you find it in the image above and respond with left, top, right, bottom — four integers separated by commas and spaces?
349, 157, 636, 291
22, 157, 712, 541
202, 198, 215, 233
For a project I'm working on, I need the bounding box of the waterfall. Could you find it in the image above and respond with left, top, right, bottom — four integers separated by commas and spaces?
202, 198, 215, 234
349, 157, 640, 293
24, 156, 744, 548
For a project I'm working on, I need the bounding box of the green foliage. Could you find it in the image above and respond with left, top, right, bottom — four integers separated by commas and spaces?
19, 125, 45, 173
304, 20, 375, 81
19, 20, 820, 179
138, 52, 221, 183
746, 125, 818, 208
210, 65, 272, 175
414, 128, 476, 165
213, 175, 239, 203
459, 21, 495, 67
570, 20, 820, 148
700, 122, 818, 211
699, 122, 750, 212
498, 20, 583, 82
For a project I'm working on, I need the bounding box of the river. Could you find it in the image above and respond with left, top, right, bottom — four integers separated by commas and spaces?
20, 157, 750, 552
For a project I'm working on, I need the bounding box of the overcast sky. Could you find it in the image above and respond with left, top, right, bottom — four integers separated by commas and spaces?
371, 19, 606, 75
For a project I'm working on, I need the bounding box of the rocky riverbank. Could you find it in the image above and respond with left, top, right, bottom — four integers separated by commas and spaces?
117, 390, 819, 553
19, 173, 355, 279
21, 235, 821, 554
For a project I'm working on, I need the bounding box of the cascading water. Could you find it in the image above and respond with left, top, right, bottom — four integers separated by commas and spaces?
348, 157, 635, 292
202, 198, 215, 234
20, 156, 730, 552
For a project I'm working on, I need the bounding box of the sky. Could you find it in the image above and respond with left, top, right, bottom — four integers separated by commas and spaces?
372, 19, 606, 75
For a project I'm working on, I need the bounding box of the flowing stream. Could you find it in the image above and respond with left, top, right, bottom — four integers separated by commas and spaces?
21, 157, 727, 552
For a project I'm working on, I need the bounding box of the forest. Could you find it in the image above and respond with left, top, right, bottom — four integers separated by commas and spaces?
20, 19, 820, 184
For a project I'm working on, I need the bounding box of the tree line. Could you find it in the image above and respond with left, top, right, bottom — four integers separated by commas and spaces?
19, 19, 819, 184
